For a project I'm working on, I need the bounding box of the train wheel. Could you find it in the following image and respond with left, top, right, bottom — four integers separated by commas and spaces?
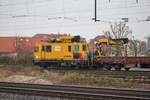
40, 62, 47, 68
71, 65, 80, 69
104, 65, 111, 70
75, 66, 80, 69
140, 64, 150, 68
115, 66, 121, 71
106, 66, 111, 70
88, 66, 93, 70
114, 64, 122, 71
92, 66, 98, 70
115, 68, 121, 71
70, 65, 75, 69
125, 68, 130, 71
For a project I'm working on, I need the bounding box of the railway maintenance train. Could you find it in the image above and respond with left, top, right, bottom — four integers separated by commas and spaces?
33, 35, 150, 71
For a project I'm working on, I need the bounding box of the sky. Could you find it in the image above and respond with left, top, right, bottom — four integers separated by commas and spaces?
0, 0, 150, 41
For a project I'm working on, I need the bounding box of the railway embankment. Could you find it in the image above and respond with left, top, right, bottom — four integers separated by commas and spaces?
0, 64, 150, 90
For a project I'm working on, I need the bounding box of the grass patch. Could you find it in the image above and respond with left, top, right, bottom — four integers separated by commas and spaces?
60, 72, 138, 88
0, 54, 33, 66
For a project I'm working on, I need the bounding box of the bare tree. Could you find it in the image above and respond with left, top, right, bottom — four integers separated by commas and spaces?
102, 21, 130, 56
103, 31, 112, 38
110, 21, 129, 39
103, 21, 130, 38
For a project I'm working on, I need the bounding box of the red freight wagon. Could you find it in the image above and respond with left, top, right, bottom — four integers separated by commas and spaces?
94, 56, 150, 71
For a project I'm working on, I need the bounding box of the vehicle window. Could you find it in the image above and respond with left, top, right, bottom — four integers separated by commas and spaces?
73, 45, 79, 52
46, 45, 51, 52
42, 45, 45, 51
82, 45, 86, 51
34, 47, 39, 52
68, 46, 71, 52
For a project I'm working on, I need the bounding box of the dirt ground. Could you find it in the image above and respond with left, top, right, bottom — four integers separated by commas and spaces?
0, 64, 150, 90
0, 65, 53, 85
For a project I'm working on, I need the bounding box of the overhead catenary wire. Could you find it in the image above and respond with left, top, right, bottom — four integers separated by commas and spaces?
0, 0, 149, 36
0, 4, 149, 19
1, 0, 150, 15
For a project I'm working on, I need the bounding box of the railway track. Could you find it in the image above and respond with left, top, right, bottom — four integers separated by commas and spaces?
47, 67, 150, 74
47, 69, 150, 83
0, 82, 150, 100
48, 69, 150, 77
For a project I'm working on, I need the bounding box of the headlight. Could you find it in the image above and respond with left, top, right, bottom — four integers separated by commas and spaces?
35, 56, 39, 59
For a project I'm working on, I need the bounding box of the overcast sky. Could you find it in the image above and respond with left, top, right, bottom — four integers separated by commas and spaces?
0, 0, 150, 41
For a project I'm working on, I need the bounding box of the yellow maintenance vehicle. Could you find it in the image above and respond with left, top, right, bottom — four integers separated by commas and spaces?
33, 35, 89, 68
33, 35, 150, 70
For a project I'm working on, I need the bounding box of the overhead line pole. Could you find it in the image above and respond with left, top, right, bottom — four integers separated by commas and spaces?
94, 0, 100, 22
95, 0, 97, 22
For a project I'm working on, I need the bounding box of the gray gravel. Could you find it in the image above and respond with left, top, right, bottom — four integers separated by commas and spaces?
0, 93, 75, 100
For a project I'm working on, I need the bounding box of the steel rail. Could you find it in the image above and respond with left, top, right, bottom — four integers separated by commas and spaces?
0, 82, 150, 100
52, 69, 150, 74
47, 69, 150, 83
47, 69, 150, 76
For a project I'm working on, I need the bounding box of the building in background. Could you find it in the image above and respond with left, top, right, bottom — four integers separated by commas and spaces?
0, 33, 67, 55
0, 37, 16, 53
143, 35, 150, 56
147, 35, 150, 48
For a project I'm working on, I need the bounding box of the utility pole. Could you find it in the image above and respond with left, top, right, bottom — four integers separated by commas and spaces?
93, 0, 100, 22
95, 0, 97, 22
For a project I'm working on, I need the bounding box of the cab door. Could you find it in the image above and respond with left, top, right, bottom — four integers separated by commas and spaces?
73, 44, 80, 60
45, 45, 52, 60
41, 45, 45, 60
